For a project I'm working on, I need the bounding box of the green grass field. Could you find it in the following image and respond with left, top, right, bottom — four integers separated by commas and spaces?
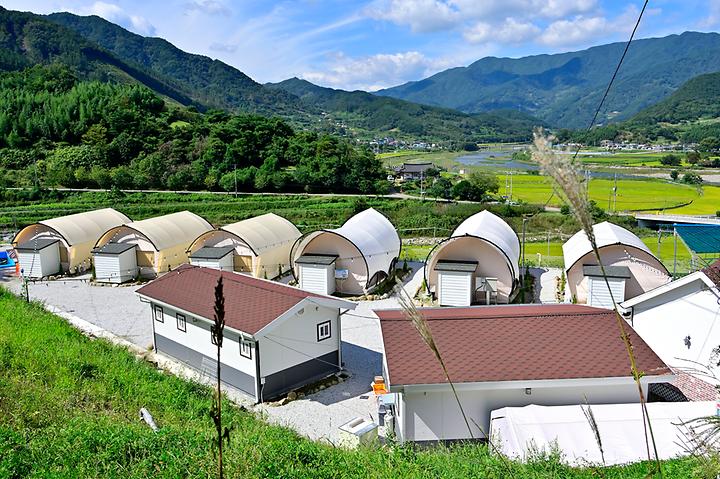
0, 289, 704, 478
577, 151, 685, 167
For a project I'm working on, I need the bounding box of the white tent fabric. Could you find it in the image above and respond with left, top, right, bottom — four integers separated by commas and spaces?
117, 211, 212, 251
563, 221, 655, 272
451, 210, 520, 278
220, 213, 300, 254
29, 208, 130, 247
294, 208, 401, 284
491, 402, 715, 466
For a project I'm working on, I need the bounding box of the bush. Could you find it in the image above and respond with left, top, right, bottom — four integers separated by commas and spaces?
682, 172, 703, 185
660, 154, 681, 166
670, 169, 679, 181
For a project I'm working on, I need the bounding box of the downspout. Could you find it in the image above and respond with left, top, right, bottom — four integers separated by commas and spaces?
255, 340, 262, 404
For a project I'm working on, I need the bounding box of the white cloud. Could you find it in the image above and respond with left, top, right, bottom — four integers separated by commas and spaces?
302, 51, 456, 91
464, 18, 541, 44
208, 42, 237, 53
537, 5, 639, 47
365, 0, 460, 33
698, 0, 720, 28
183, 0, 230, 16
76, 2, 156, 36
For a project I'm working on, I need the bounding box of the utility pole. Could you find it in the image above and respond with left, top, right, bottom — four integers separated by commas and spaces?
612, 173, 617, 212
521, 217, 527, 281
420, 170, 424, 200
233, 163, 237, 198
673, 226, 678, 278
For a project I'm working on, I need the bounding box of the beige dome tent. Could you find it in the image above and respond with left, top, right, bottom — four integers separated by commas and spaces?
13, 208, 130, 276
187, 213, 301, 279
291, 208, 401, 295
425, 210, 520, 306
563, 221, 671, 306
93, 211, 212, 281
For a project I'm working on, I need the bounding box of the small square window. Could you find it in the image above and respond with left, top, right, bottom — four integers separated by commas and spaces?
211, 325, 219, 346
317, 320, 331, 342
176, 313, 186, 332
239, 338, 252, 359
153, 305, 164, 323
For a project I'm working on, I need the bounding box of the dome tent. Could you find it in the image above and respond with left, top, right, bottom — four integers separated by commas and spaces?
291, 208, 401, 295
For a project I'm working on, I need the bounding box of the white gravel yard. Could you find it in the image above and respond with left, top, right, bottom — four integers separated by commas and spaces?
1, 271, 408, 444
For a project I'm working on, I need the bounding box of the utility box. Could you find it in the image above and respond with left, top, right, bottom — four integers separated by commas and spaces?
190, 246, 235, 271
434, 260, 478, 307
296, 254, 338, 295
338, 417, 378, 449
15, 238, 61, 278
584, 265, 630, 309
92, 243, 138, 283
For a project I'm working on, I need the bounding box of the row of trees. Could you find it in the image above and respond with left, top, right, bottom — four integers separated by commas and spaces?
0, 65, 387, 194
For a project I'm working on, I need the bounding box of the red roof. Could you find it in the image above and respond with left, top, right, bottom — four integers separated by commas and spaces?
377, 304, 670, 386
136, 265, 325, 334
702, 259, 720, 287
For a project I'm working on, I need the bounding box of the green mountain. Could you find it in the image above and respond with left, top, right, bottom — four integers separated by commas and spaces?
629, 71, 720, 125
377, 32, 720, 128
268, 77, 542, 142
45, 11, 303, 117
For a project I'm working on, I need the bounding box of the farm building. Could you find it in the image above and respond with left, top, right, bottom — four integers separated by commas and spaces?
93, 211, 212, 282
291, 208, 401, 295
563, 221, 670, 306
12, 208, 130, 277
136, 265, 356, 402
15, 239, 61, 278
620, 270, 720, 400
425, 210, 520, 306
187, 213, 301, 278
376, 304, 672, 443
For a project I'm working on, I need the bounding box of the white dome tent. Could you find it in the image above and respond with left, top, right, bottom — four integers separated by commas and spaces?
563, 221, 671, 306
187, 213, 301, 278
425, 210, 520, 305
291, 208, 401, 295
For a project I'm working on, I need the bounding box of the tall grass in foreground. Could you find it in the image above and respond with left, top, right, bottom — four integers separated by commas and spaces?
531, 129, 662, 476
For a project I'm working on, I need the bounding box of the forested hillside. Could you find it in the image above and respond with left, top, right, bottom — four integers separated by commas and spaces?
377, 32, 720, 128
0, 66, 385, 194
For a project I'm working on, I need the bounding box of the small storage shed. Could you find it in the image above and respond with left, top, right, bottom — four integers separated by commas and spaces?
425, 210, 520, 305
187, 213, 301, 279
291, 208, 401, 295
296, 254, 338, 295
92, 243, 138, 283
15, 239, 61, 278
189, 246, 234, 271
94, 211, 213, 281
12, 208, 130, 275
620, 270, 720, 397
136, 265, 356, 402
583, 265, 632, 308
490, 402, 715, 466
563, 222, 671, 305
376, 304, 672, 443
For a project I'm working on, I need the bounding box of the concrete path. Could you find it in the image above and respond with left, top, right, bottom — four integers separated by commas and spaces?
539, 267, 563, 304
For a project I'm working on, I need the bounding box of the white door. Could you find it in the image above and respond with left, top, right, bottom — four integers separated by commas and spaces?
588, 276, 626, 308
438, 271, 471, 306
300, 264, 333, 295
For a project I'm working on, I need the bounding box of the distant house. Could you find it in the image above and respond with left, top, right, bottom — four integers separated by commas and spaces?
136, 265, 355, 402
393, 162, 436, 181
620, 270, 720, 400
562, 221, 671, 306
376, 304, 672, 443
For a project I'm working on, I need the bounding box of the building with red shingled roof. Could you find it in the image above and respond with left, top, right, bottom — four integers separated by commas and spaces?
136, 265, 355, 402
375, 304, 672, 443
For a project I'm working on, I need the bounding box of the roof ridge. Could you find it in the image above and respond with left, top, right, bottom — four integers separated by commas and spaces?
379, 310, 615, 321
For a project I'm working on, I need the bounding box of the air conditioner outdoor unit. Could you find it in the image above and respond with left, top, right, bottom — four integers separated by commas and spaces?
338, 417, 378, 449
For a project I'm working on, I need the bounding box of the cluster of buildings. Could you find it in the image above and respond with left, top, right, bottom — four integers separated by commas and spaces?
10, 206, 720, 459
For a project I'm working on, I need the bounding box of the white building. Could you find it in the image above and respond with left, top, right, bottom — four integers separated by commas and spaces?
15, 238, 61, 278
291, 208, 401, 295
620, 270, 720, 399
563, 221, 671, 306
187, 213, 301, 279
136, 265, 356, 402
425, 210, 520, 305
376, 304, 672, 443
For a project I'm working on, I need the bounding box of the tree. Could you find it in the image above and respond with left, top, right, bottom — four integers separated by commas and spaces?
670, 169, 679, 181
699, 137, 720, 153
467, 172, 499, 196
683, 172, 703, 185
427, 177, 453, 199
659, 154, 681, 166
686, 151, 701, 165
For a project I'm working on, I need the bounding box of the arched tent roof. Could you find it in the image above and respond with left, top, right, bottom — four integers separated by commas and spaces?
99, 211, 212, 251
217, 213, 301, 255
13, 208, 130, 247
294, 208, 401, 282
562, 221, 667, 273
440, 210, 520, 279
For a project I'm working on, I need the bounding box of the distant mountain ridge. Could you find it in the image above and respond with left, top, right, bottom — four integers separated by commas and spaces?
377, 32, 720, 128
268, 77, 543, 142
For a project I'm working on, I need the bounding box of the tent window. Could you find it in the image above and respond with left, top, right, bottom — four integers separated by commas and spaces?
153, 305, 164, 323
176, 313, 186, 332
317, 321, 331, 342
240, 338, 252, 359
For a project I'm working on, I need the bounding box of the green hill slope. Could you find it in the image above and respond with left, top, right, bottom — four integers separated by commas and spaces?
630, 71, 720, 124
377, 32, 720, 128
268, 77, 542, 142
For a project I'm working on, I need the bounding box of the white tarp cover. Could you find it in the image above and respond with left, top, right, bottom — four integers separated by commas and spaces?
451, 210, 520, 278
220, 213, 301, 254
563, 221, 656, 272
25, 208, 130, 247
490, 402, 715, 466
117, 211, 212, 251
296, 208, 400, 282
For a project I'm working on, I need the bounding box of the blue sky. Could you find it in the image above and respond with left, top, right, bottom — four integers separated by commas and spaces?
3, 0, 719, 90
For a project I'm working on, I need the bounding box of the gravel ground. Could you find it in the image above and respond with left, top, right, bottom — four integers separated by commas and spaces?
0, 266, 424, 444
